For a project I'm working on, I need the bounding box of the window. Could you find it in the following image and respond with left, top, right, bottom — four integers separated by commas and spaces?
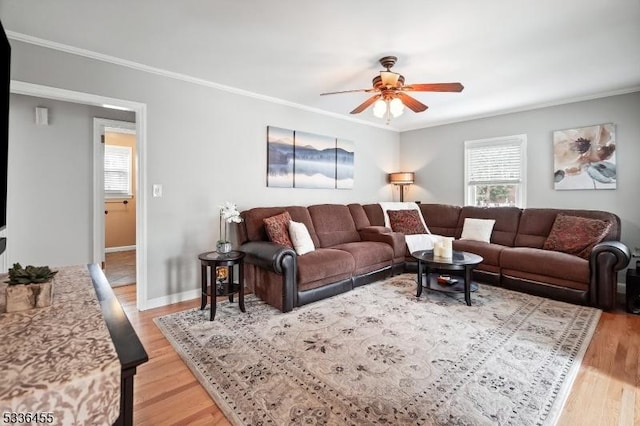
104, 145, 132, 198
464, 134, 527, 208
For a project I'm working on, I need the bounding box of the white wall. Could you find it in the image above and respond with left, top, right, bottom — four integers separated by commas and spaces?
400, 92, 640, 256
7, 41, 400, 303
7, 94, 134, 267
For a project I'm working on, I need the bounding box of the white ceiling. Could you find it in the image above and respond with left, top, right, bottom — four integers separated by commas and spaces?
2, 0, 639, 131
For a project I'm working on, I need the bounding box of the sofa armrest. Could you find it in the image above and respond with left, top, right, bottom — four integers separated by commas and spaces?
239, 241, 296, 273
239, 241, 297, 312
359, 228, 406, 259
589, 240, 631, 310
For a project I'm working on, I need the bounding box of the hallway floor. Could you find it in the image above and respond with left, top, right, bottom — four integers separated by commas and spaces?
105, 250, 136, 287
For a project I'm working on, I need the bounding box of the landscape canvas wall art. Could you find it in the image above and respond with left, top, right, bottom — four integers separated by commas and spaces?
266, 127, 354, 189
336, 139, 354, 189
267, 126, 294, 188
294, 131, 337, 189
553, 123, 616, 190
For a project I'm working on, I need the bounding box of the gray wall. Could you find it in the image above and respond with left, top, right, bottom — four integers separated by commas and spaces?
7, 41, 399, 304
400, 92, 640, 255
8, 94, 134, 266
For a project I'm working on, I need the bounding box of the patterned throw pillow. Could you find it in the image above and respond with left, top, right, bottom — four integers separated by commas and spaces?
543, 214, 612, 259
387, 209, 428, 235
263, 211, 293, 248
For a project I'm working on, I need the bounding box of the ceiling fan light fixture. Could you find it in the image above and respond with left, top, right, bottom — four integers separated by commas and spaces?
389, 97, 404, 117
380, 71, 400, 87
372, 99, 387, 118
320, 56, 463, 122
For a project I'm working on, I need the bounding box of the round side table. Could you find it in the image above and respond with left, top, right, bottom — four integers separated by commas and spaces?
412, 249, 483, 306
198, 250, 246, 321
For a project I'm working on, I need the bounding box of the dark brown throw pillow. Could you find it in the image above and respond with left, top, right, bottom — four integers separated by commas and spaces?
263, 211, 293, 248
387, 209, 428, 235
543, 214, 611, 259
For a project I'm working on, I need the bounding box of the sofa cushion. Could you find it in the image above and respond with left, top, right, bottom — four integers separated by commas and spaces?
456, 206, 521, 246
514, 208, 620, 248
387, 209, 428, 235
419, 204, 461, 237
289, 220, 315, 255
263, 211, 293, 248
453, 239, 504, 268
362, 204, 386, 227
241, 206, 320, 247
308, 204, 361, 248
348, 203, 371, 230
460, 218, 495, 243
332, 241, 393, 275
296, 248, 355, 290
543, 214, 612, 259
500, 247, 589, 284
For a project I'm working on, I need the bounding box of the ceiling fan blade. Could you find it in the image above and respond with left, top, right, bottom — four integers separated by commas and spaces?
396, 93, 428, 112
402, 82, 464, 92
320, 88, 373, 96
350, 94, 381, 114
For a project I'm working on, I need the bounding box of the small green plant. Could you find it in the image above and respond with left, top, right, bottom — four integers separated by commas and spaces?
6, 263, 58, 286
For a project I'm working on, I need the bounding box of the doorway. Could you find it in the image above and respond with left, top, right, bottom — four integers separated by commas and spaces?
100, 122, 137, 287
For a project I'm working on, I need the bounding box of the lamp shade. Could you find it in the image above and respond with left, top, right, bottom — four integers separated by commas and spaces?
388, 172, 414, 185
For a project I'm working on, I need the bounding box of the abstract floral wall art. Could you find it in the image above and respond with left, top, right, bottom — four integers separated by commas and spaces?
553, 123, 616, 190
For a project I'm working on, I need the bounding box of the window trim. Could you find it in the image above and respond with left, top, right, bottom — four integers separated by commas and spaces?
464, 134, 527, 208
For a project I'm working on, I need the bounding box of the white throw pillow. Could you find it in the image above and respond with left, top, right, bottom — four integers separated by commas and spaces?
288, 220, 315, 255
460, 218, 496, 243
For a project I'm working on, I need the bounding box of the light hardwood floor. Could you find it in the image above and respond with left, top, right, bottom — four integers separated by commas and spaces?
105, 250, 136, 287
112, 281, 640, 426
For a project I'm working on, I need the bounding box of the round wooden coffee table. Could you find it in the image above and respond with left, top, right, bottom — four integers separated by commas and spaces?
412, 249, 483, 306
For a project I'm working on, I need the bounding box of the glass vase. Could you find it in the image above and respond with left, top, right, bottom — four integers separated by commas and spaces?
216, 241, 232, 254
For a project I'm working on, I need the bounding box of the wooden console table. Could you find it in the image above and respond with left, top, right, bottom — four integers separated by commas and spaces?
88, 263, 148, 426
0, 265, 147, 426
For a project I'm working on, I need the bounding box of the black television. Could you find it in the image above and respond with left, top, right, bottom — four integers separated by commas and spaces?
0, 20, 9, 255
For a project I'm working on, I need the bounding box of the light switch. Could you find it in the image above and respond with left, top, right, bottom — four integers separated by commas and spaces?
152, 184, 162, 198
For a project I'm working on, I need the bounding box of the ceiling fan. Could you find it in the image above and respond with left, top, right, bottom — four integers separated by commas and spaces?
321, 56, 464, 122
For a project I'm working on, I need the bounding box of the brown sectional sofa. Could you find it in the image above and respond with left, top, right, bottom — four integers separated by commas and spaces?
237, 203, 630, 313
238, 204, 405, 312
400, 204, 629, 309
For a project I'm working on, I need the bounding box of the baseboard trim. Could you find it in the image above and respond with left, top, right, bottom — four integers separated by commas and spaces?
144, 289, 200, 311
106, 245, 136, 253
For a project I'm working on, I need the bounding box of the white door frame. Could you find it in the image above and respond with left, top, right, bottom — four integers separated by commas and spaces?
10, 80, 149, 311
93, 118, 136, 264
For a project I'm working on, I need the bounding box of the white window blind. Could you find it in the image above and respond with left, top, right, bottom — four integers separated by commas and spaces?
104, 145, 132, 197
464, 135, 527, 207
467, 140, 523, 185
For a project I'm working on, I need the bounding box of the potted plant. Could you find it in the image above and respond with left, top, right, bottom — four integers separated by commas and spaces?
5, 263, 57, 312
217, 202, 243, 254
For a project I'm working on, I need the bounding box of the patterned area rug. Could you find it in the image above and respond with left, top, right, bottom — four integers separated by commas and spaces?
154, 274, 600, 425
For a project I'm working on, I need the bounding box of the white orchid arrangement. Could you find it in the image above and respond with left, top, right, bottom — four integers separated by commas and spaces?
218, 202, 243, 244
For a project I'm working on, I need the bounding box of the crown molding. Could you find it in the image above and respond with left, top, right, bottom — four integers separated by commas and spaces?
6, 31, 399, 132
401, 86, 640, 132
